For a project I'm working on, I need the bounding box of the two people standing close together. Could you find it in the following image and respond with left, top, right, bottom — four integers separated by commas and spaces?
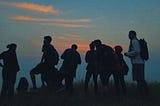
0, 30, 149, 97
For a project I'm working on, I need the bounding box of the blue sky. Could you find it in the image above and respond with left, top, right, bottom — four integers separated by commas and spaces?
0, 0, 160, 82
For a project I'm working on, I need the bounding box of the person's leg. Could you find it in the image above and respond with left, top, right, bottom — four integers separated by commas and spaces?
133, 64, 148, 95
93, 71, 98, 93
30, 63, 44, 89
7, 82, 15, 96
7, 72, 17, 96
69, 77, 74, 94
113, 72, 120, 95
1, 80, 8, 96
65, 75, 74, 94
138, 64, 149, 95
41, 74, 46, 87
30, 69, 37, 89
84, 70, 92, 92
119, 73, 127, 95
100, 70, 112, 95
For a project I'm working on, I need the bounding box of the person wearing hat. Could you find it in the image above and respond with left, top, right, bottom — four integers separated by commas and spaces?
0, 43, 20, 96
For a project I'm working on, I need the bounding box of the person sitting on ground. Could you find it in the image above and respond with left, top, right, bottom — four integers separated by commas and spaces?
17, 77, 29, 94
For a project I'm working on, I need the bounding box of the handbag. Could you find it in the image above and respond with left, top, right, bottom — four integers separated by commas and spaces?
122, 62, 129, 75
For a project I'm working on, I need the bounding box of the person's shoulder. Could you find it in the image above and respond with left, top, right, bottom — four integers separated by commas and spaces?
48, 44, 55, 48
132, 38, 139, 43
65, 48, 71, 52
102, 44, 114, 51
63, 48, 71, 54
86, 50, 90, 54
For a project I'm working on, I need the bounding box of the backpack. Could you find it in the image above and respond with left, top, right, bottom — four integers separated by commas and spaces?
114, 53, 129, 75
101, 44, 115, 66
139, 39, 149, 61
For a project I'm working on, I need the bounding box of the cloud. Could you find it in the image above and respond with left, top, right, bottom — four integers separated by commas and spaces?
56, 34, 87, 42
12, 16, 92, 23
40, 23, 89, 28
0, 2, 59, 14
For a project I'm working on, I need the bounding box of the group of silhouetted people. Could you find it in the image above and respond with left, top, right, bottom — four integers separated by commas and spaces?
0, 30, 149, 97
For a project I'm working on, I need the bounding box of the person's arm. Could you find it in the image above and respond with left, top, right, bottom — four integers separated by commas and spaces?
0, 63, 3, 67
78, 53, 81, 64
40, 53, 45, 63
85, 51, 89, 63
0, 52, 4, 67
61, 49, 68, 59
41, 45, 46, 63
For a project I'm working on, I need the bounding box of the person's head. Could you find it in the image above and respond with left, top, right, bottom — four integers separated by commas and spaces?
128, 30, 136, 40
7, 43, 17, 51
89, 42, 95, 50
114, 45, 123, 53
71, 44, 78, 50
93, 39, 102, 48
43, 36, 52, 44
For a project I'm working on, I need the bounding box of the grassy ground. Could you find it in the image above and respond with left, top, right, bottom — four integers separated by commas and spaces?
0, 82, 160, 106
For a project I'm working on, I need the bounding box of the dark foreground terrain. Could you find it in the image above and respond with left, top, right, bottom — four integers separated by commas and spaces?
0, 82, 160, 106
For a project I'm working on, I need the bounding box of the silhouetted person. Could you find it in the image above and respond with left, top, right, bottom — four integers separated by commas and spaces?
93, 39, 115, 94
59, 44, 81, 94
16, 77, 29, 94
124, 30, 149, 96
0, 43, 20, 97
113, 45, 127, 95
84, 42, 98, 94
30, 36, 59, 90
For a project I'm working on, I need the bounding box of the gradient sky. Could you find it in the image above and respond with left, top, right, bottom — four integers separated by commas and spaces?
0, 0, 160, 82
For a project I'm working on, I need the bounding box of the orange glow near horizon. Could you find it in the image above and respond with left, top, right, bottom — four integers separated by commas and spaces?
29, 35, 129, 57
12, 16, 92, 23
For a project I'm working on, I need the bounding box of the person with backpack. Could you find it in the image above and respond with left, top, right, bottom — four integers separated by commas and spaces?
0, 43, 20, 97
124, 30, 149, 96
84, 42, 98, 94
113, 45, 128, 95
30, 36, 59, 90
93, 39, 115, 95
59, 44, 81, 94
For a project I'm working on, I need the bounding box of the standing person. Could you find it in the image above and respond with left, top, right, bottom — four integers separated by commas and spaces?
0, 43, 20, 97
113, 45, 128, 95
84, 42, 98, 94
93, 39, 115, 95
30, 36, 59, 90
124, 30, 149, 96
59, 44, 81, 94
